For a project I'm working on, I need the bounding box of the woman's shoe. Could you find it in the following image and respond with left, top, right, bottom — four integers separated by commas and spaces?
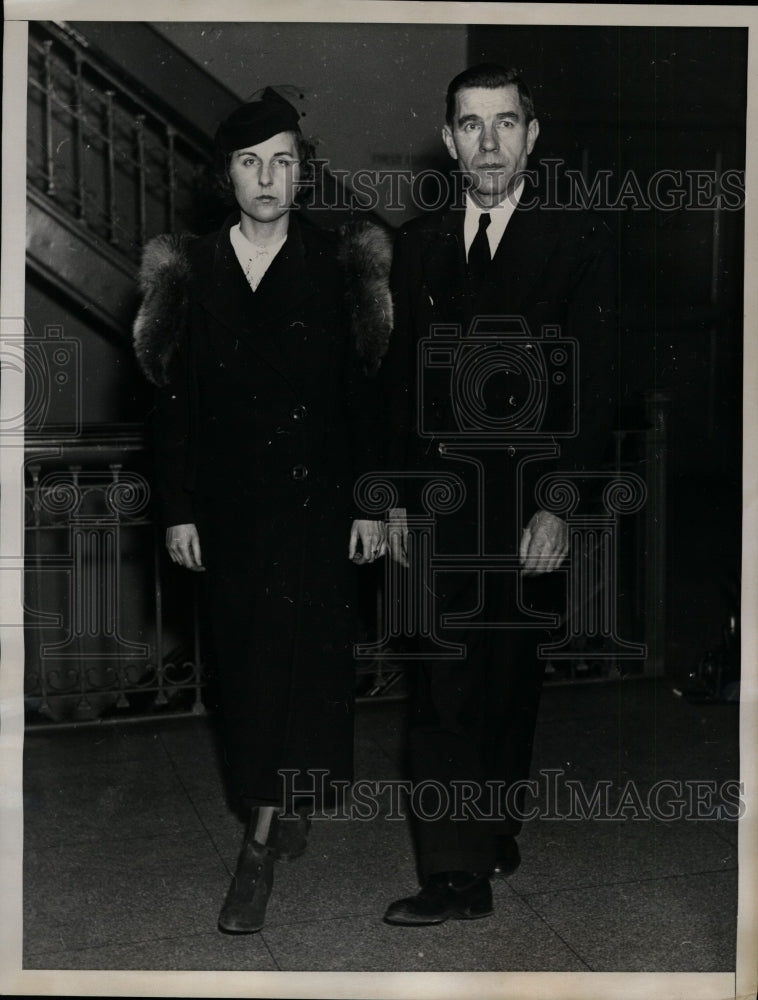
217, 839, 274, 934
273, 805, 311, 861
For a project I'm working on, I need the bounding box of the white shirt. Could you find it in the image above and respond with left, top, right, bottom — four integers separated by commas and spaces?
229, 222, 287, 292
463, 181, 524, 261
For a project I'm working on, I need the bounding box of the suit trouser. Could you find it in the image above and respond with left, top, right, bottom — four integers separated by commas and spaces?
406, 553, 557, 877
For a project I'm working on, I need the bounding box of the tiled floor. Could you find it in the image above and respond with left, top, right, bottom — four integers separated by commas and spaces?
22, 678, 739, 972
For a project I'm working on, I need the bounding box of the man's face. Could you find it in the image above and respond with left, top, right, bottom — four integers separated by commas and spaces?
228, 131, 301, 226
442, 84, 539, 208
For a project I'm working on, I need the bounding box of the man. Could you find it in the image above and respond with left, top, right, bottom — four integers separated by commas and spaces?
382, 64, 616, 924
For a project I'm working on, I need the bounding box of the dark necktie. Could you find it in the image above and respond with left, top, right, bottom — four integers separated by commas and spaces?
467, 212, 492, 286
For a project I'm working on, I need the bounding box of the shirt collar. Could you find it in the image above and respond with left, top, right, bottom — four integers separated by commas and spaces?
465, 181, 524, 218
229, 221, 287, 259
229, 222, 288, 291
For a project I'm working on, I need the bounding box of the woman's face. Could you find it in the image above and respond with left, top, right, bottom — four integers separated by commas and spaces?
228, 131, 301, 226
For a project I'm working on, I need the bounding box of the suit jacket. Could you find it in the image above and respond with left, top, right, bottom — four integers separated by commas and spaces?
384, 181, 617, 535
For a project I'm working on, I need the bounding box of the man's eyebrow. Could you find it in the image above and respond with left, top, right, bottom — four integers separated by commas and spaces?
457, 111, 520, 126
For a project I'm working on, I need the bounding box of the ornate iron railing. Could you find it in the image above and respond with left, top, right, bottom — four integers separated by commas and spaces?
27, 21, 214, 264
24, 432, 205, 727
22, 403, 665, 727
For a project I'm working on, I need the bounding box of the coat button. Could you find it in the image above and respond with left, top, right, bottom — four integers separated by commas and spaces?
291, 404, 307, 421
290, 464, 309, 481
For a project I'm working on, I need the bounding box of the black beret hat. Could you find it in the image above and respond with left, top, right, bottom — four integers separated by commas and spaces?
214, 87, 301, 154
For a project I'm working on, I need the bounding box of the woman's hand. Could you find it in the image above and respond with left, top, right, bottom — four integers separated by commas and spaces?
349, 519, 386, 564
166, 523, 205, 572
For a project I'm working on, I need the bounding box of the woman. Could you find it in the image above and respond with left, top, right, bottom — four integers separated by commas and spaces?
133, 89, 392, 933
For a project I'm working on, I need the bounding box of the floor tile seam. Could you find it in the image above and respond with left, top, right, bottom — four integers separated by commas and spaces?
24, 768, 209, 796
23, 827, 230, 859
260, 908, 393, 931
156, 729, 234, 865
357, 733, 404, 770
24, 727, 179, 755
21, 925, 252, 961
257, 931, 283, 969
709, 825, 740, 849
207, 828, 240, 877
497, 889, 594, 971
157, 729, 211, 780
157, 722, 230, 771
514, 863, 740, 900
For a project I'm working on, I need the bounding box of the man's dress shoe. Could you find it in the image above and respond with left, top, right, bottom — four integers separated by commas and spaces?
384, 872, 493, 926
491, 835, 521, 877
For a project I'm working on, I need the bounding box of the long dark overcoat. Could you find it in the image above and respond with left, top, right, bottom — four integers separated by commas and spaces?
135, 213, 390, 808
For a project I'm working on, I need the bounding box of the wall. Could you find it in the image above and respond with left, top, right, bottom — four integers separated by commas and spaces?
24, 283, 150, 429
151, 21, 468, 226
467, 23, 746, 675
467, 23, 746, 483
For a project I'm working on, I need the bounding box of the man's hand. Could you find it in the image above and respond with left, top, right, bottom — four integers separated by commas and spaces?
349, 519, 386, 564
519, 510, 568, 576
386, 507, 409, 567
166, 523, 205, 572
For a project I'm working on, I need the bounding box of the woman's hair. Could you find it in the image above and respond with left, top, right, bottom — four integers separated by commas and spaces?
211, 130, 317, 207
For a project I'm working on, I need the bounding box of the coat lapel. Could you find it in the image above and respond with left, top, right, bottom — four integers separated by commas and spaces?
244, 216, 317, 326
474, 178, 561, 314
196, 216, 318, 388
421, 207, 470, 326
419, 197, 559, 325
488, 199, 558, 309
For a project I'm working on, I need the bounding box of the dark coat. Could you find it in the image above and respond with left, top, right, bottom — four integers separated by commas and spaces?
134, 213, 392, 807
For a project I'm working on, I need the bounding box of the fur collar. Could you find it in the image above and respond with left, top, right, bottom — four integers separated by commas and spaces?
133, 220, 393, 387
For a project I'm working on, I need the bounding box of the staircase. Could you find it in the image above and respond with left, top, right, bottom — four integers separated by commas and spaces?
26, 21, 219, 336
24, 22, 227, 723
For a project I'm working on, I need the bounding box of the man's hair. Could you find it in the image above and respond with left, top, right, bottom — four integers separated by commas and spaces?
445, 63, 536, 126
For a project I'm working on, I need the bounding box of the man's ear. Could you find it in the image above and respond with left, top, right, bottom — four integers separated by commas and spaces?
442, 124, 458, 161
526, 118, 540, 155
